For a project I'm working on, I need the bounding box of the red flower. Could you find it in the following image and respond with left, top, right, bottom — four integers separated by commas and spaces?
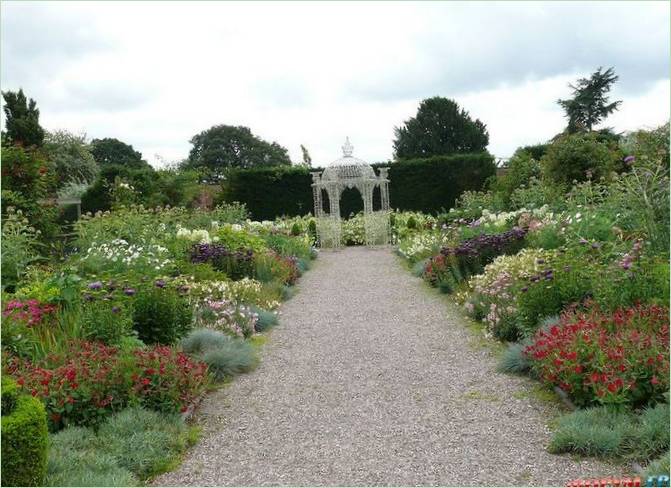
651, 376, 660, 385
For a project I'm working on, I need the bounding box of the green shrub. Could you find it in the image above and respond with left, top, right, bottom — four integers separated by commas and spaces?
132, 286, 193, 344
80, 300, 133, 345
541, 133, 622, 187
1, 379, 49, 487
1, 376, 19, 413
492, 148, 542, 205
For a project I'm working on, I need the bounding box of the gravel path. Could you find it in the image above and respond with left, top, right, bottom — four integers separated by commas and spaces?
155, 247, 621, 486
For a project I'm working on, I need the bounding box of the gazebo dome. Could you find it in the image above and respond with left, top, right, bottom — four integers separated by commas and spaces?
321, 137, 376, 182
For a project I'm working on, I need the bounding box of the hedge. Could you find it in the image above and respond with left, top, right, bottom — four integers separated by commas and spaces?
221, 153, 495, 220
1, 378, 48, 487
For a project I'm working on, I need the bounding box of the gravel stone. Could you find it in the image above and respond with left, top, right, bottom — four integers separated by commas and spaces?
154, 247, 622, 486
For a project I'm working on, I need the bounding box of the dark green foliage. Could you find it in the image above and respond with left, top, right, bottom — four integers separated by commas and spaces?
186, 124, 291, 174
519, 143, 549, 161
146, 169, 201, 208
541, 132, 622, 187
549, 403, 670, 461
492, 148, 542, 204
81, 164, 156, 212
1, 376, 19, 413
393, 97, 489, 158
300, 144, 312, 166
1, 145, 61, 240
223, 153, 495, 219
221, 165, 313, 219
90, 137, 148, 168
2, 88, 45, 147
308, 219, 317, 241
1, 379, 49, 487
557, 67, 621, 133
46, 407, 196, 486
290, 222, 302, 236
132, 287, 192, 344
80, 300, 133, 345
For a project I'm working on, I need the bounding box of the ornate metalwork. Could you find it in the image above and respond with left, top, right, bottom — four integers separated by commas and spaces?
311, 137, 391, 248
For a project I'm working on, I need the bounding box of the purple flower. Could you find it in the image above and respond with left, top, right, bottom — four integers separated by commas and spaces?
83, 293, 95, 302
591, 242, 601, 249
112, 306, 120, 313
88, 281, 103, 290
155, 279, 166, 288
123, 288, 136, 296
579, 238, 588, 245
521, 287, 528, 293
624, 155, 635, 164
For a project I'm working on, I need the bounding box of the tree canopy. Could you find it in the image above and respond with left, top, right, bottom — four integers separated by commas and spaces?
186, 125, 291, 172
393, 97, 489, 159
90, 137, 148, 168
43, 130, 99, 187
2, 88, 45, 147
557, 67, 622, 133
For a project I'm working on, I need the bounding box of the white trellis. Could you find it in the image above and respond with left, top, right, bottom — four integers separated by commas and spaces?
311, 137, 391, 248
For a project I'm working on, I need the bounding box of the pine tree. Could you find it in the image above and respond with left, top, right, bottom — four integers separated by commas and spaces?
557, 67, 622, 133
2, 89, 45, 147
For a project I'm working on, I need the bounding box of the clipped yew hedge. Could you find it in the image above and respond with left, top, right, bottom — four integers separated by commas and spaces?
1, 377, 48, 487
222, 153, 495, 220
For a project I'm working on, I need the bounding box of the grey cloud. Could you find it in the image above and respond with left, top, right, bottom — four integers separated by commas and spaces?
55, 80, 152, 112
347, 3, 669, 102
1, 2, 112, 87
250, 77, 311, 108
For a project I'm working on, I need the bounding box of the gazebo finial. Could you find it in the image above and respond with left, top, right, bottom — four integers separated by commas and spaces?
342, 136, 353, 157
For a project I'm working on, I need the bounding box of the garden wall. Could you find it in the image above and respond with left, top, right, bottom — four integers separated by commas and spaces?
222, 153, 496, 220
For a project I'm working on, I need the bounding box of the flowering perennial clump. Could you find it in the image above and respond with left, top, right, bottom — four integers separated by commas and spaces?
80, 239, 173, 272
525, 304, 669, 407
5, 340, 208, 431
3, 299, 57, 327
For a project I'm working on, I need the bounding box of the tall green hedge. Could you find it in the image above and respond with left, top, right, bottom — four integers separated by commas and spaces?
1, 377, 48, 487
222, 153, 495, 220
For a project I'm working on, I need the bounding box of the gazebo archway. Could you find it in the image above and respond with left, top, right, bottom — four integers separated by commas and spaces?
311, 138, 391, 248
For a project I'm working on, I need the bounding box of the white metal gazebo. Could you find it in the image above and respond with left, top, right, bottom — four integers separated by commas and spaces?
311, 138, 391, 248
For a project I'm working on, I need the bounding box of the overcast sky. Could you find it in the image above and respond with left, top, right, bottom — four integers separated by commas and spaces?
2, 1, 669, 167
